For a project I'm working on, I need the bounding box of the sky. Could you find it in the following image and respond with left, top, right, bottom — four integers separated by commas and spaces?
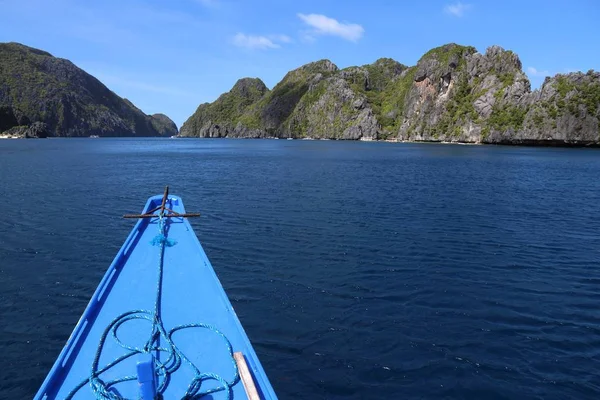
0, 0, 598, 127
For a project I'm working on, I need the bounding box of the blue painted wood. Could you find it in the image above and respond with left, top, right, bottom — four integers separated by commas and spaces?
34, 194, 277, 399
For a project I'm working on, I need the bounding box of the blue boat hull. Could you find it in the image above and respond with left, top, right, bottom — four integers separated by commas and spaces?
35, 194, 277, 399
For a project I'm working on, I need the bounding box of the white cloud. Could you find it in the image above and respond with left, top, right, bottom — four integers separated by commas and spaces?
297, 13, 364, 42
232, 33, 292, 50
269, 34, 292, 43
232, 33, 279, 50
527, 67, 551, 77
444, 2, 471, 17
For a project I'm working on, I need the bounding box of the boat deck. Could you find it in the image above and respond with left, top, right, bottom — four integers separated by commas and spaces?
35, 194, 276, 399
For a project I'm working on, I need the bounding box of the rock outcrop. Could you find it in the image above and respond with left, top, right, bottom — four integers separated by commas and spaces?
179, 77, 268, 138
394, 44, 600, 146
2, 121, 50, 138
0, 42, 178, 137
150, 113, 178, 136
181, 43, 600, 146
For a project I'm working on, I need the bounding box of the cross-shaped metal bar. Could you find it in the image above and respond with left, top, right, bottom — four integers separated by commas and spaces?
123, 186, 201, 219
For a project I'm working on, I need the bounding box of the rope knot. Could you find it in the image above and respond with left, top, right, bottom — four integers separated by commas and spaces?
151, 217, 177, 247
184, 376, 204, 398
150, 233, 177, 247
90, 376, 119, 400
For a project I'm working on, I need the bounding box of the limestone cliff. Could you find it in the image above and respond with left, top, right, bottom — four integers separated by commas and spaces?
0, 42, 178, 137
181, 44, 600, 145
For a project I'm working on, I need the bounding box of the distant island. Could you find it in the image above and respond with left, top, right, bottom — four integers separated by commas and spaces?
1, 42, 598, 145
180, 44, 600, 146
0, 42, 177, 138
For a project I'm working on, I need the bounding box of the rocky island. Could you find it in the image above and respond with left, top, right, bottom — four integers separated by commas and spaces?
0, 42, 177, 138
180, 44, 600, 146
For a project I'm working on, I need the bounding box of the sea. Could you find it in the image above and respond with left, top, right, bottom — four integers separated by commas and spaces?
0, 138, 599, 399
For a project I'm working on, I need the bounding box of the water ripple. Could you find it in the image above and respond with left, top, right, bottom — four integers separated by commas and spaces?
1, 139, 600, 399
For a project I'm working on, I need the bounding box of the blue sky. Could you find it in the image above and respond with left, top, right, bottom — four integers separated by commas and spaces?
1, 0, 598, 127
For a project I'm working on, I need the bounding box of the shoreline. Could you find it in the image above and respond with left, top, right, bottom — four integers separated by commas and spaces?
177, 136, 600, 148
3, 134, 599, 148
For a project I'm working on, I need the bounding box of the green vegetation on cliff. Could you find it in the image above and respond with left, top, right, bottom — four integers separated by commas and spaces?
554, 73, 600, 115
180, 60, 340, 137
245, 60, 338, 131
486, 104, 527, 134
431, 74, 480, 138
0, 42, 177, 137
379, 67, 416, 135
180, 43, 600, 145
184, 77, 268, 134
150, 113, 178, 136
336, 58, 407, 139
419, 44, 476, 68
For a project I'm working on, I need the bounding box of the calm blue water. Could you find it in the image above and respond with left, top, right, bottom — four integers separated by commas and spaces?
1, 138, 599, 399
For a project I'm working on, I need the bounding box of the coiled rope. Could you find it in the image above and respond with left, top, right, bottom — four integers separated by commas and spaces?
66, 215, 239, 399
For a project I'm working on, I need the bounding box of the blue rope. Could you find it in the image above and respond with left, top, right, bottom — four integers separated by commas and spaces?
66, 213, 239, 399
